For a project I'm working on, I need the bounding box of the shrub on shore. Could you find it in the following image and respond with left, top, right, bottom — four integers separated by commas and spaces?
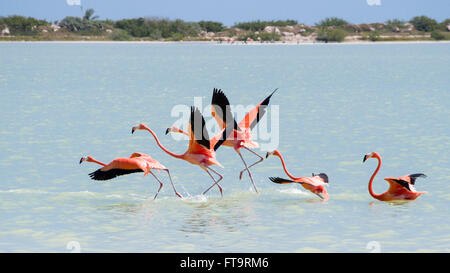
316, 28, 347, 42
114, 17, 200, 39
430, 30, 445, 40
0, 15, 49, 35
233, 20, 297, 31
316, 17, 348, 28
109, 29, 132, 41
237, 31, 281, 42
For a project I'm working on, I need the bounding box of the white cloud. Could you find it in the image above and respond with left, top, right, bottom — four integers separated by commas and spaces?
366, 0, 381, 6
66, 0, 81, 6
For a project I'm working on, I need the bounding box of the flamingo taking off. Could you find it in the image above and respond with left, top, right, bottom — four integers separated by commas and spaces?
79, 152, 182, 199
132, 107, 234, 197
166, 88, 277, 193
363, 152, 427, 201
266, 150, 329, 200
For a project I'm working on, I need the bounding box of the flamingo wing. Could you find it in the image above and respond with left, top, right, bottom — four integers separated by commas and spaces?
238, 88, 277, 130
384, 178, 413, 193
211, 88, 240, 131
387, 173, 427, 192
188, 107, 211, 152
269, 177, 295, 184
89, 168, 143, 181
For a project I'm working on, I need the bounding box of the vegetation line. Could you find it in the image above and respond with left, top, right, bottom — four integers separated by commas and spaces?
1, 10, 449, 43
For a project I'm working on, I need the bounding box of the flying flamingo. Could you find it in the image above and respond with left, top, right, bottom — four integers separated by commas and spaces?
363, 152, 427, 201
132, 107, 234, 197
266, 150, 329, 200
79, 152, 182, 199
166, 88, 277, 193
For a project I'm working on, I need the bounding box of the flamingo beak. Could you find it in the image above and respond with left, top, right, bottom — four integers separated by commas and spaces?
131, 128, 136, 134
79, 157, 84, 164
265, 152, 270, 158
363, 155, 368, 163
165, 128, 170, 135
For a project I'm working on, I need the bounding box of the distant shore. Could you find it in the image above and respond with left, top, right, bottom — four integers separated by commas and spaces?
2, 14, 449, 44
1, 39, 450, 45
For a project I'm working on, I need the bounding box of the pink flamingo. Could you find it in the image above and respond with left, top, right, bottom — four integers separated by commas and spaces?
132, 107, 233, 197
80, 152, 182, 199
266, 150, 329, 200
166, 88, 277, 193
363, 152, 427, 201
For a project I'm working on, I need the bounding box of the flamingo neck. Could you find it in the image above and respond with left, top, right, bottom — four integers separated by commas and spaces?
88, 157, 107, 167
274, 153, 298, 180
368, 154, 383, 199
143, 126, 184, 159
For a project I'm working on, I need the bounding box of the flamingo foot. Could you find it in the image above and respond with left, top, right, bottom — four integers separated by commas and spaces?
218, 185, 223, 198
175, 192, 183, 199
239, 170, 245, 180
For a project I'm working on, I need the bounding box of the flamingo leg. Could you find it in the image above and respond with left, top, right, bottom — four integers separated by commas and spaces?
164, 169, 183, 198
236, 149, 258, 193
202, 166, 223, 197
149, 171, 164, 200
238, 147, 264, 180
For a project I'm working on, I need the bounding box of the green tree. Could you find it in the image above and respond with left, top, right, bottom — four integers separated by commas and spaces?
410, 16, 438, 32
198, 21, 224, 32
83, 8, 99, 21
439, 19, 450, 31
316, 17, 348, 27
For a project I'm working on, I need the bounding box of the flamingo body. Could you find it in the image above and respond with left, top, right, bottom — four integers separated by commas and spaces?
363, 152, 427, 201
266, 150, 329, 200
166, 88, 277, 193
132, 106, 233, 197
80, 152, 182, 199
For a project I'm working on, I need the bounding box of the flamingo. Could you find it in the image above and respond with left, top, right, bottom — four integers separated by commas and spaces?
266, 150, 329, 200
79, 152, 182, 199
363, 152, 427, 201
166, 88, 277, 193
132, 107, 234, 197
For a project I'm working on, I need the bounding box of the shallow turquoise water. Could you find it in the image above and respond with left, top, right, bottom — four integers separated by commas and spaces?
0, 42, 449, 252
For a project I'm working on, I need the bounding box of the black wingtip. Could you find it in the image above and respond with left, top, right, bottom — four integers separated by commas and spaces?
190, 106, 210, 150
211, 88, 230, 106
269, 177, 294, 184
269, 88, 278, 97
260, 88, 277, 107
410, 173, 427, 178
409, 173, 427, 184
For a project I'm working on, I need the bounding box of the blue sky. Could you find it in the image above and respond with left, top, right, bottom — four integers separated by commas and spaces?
1, 0, 449, 25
